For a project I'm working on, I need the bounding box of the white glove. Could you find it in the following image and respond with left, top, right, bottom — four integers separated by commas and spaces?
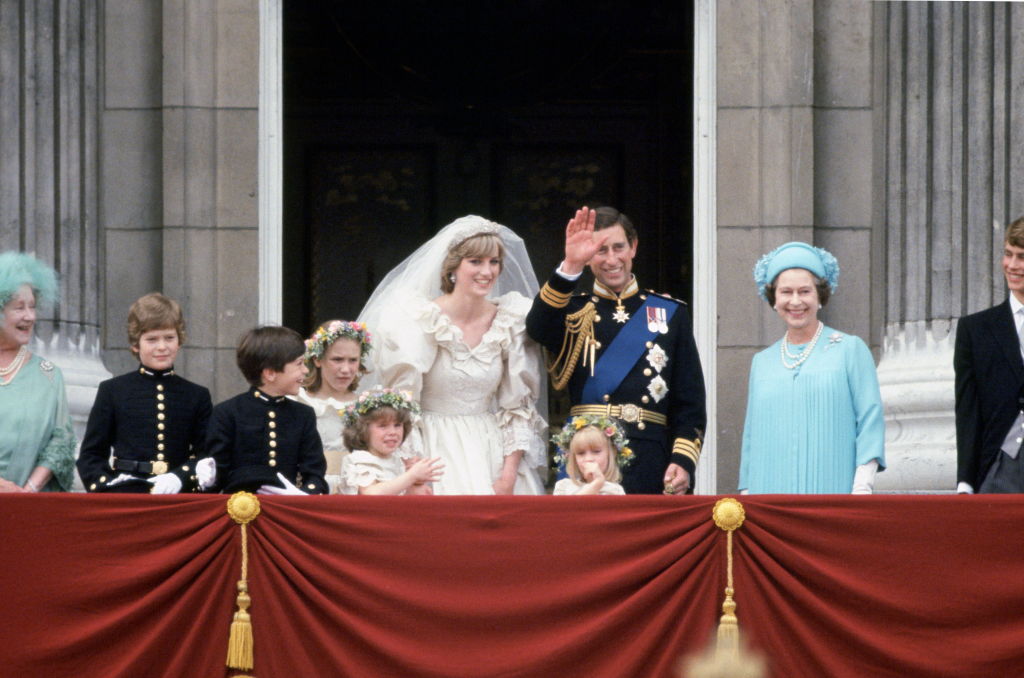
257, 472, 307, 496
196, 457, 217, 490
851, 459, 879, 495
106, 473, 139, 487
148, 473, 183, 494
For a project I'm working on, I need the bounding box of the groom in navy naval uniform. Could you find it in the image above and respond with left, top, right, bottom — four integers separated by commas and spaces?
526, 206, 706, 494
955, 215, 1024, 493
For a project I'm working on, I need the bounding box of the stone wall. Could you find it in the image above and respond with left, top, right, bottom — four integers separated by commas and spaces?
101, 0, 260, 401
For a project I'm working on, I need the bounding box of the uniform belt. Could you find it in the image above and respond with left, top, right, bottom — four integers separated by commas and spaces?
112, 458, 169, 475
569, 404, 667, 426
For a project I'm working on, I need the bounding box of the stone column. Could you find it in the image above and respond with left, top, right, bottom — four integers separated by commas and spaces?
160, 0, 260, 401
101, 1, 260, 402
0, 0, 110, 458
875, 3, 1024, 491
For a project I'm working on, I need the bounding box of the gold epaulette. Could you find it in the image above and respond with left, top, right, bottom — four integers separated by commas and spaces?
539, 282, 572, 308
673, 437, 702, 468
547, 301, 597, 391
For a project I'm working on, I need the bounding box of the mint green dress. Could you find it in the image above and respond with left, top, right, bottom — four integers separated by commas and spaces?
739, 327, 885, 494
0, 353, 76, 490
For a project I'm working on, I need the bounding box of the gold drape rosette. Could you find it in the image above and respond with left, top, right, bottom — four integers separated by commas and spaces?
226, 492, 261, 673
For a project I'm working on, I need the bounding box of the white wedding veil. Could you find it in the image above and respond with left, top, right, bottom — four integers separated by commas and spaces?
357, 215, 540, 339
357, 215, 543, 384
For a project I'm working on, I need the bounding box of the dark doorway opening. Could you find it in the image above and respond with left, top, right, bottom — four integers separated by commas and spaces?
283, 1, 695, 333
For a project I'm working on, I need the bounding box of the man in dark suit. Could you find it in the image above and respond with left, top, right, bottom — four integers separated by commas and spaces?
526, 206, 706, 494
955, 216, 1024, 493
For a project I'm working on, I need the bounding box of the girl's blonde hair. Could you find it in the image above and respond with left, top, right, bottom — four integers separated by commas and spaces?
566, 425, 622, 483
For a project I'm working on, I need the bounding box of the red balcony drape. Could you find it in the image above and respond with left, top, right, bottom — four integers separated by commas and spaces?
1, 494, 1022, 678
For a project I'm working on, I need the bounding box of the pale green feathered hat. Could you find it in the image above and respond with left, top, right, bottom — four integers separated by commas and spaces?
0, 251, 59, 308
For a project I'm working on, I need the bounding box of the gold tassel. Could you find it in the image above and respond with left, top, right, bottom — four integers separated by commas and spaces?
226, 492, 261, 672
712, 498, 746, 653
227, 579, 254, 670
547, 302, 597, 390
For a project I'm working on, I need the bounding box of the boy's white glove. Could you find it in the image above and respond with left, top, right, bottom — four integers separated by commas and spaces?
196, 457, 217, 490
258, 473, 307, 496
148, 473, 183, 494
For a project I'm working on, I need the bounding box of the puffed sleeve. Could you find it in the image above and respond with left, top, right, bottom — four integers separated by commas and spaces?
340, 450, 388, 494
846, 335, 886, 470
374, 295, 440, 457
37, 366, 76, 491
495, 292, 548, 469
552, 478, 576, 495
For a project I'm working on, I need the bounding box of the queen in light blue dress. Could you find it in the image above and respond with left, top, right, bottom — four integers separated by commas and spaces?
739, 242, 885, 494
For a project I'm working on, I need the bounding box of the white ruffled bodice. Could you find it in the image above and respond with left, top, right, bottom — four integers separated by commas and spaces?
373, 291, 547, 494
416, 296, 520, 417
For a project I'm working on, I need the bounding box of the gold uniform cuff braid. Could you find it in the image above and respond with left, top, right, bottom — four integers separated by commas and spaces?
539, 282, 572, 308
673, 438, 702, 467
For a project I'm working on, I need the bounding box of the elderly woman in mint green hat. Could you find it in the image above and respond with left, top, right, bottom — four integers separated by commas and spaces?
738, 242, 885, 494
0, 252, 76, 492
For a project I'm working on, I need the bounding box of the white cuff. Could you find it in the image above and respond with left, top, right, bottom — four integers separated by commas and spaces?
851, 459, 879, 494
956, 481, 975, 494
555, 264, 582, 281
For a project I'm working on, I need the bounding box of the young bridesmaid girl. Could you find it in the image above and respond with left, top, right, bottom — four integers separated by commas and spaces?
339, 388, 444, 495
297, 320, 372, 493
552, 415, 634, 496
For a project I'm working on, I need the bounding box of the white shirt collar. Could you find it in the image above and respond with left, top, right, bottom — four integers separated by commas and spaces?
1011, 294, 1024, 332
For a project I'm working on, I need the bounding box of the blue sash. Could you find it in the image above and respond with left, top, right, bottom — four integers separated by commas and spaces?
580, 295, 677, 404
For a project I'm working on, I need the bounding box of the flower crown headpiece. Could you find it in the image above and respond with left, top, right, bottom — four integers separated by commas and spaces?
341, 387, 421, 429
753, 241, 840, 301
305, 320, 372, 367
551, 414, 634, 469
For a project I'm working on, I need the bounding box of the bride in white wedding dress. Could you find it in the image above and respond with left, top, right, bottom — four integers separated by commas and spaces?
358, 216, 547, 495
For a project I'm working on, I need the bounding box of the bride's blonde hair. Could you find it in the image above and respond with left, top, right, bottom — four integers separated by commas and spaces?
439, 233, 505, 294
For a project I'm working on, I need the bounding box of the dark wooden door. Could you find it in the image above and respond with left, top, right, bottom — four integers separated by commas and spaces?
283, 1, 694, 333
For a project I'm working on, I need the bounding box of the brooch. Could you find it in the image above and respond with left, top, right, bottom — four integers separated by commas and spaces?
646, 344, 668, 373
647, 375, 668, 403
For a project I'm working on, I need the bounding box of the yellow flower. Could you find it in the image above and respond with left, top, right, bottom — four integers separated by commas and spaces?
573, 417, 586, 430
622, 447, 633, 458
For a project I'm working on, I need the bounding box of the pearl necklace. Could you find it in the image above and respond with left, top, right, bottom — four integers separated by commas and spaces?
0, 345, 28, 383
780, 321, 823, 369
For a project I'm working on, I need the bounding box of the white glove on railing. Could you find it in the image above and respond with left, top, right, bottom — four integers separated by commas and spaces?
258, 473, 307, 496
851, 459, 879, 495
196, 458, 217, 490
148, 473, 183, 494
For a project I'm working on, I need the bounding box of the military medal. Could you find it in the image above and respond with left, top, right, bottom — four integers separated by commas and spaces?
645, 306, 669, 334
612, 304, 630, 323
